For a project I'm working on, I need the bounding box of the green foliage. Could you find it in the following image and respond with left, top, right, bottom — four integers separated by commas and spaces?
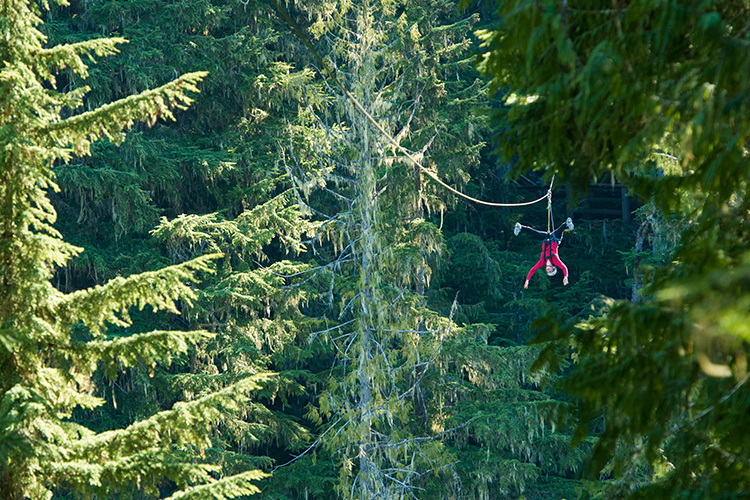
42, 0, 310, 282
278, 0, 600, 497
438, 331, 591, 500
23, 0, 646, 498
479, 0, 750, 498
41, 1, 342, 497
150, 192, 321, 465
282, 0, 488, 497
0, 1, 267, 498
477, 0, 750, 208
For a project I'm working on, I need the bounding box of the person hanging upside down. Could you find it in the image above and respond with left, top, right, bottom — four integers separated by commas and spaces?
515, 218, 574, 289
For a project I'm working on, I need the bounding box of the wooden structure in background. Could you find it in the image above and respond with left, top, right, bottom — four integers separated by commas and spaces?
515, 177, 639, 223
566, 183, 637, 223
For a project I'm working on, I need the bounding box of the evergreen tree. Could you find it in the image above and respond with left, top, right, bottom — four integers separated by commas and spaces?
274, 1, 592, 498
40, 0, 365, 496
477, 0, 750, 498
0, 1, 266, 498
41, 0, 307, 285
434, 233, 594, 500
272, 0, 599, 497
281, 0, 478, 496
24, 0, 614, 497
149, 192, 325, 495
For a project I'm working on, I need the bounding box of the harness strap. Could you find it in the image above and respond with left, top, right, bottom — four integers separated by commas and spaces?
546, 174, 555, 233
542, 239, 554, 261
547, 194, 552, 233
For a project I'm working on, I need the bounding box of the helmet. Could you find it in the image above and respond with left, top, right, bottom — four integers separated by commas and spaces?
545, 263, 557, 276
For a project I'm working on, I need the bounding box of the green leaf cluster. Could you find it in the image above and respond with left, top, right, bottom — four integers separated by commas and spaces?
0, 1, 268, 498
17, 0, 646, 498
478, 0, 750, 498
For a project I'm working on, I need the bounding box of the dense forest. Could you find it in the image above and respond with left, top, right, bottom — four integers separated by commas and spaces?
2, 0, 749, 499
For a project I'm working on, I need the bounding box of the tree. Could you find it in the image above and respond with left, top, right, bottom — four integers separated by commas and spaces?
476, 1, 750, 498
40, 0, 360, 493
41, 0, 307, 284
275, 1, 594, 499
22, 0, 611, 497
434, 231, 595, 500
0, 1, 267, 497
280, 0, 488, 496
275, 0, 602, 497
148, 193, 324, 495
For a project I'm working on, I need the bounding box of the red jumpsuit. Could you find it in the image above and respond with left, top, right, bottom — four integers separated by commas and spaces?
525, 240, 568, 282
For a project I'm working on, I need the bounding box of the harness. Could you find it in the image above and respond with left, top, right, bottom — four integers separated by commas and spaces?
542, 234, 561, 262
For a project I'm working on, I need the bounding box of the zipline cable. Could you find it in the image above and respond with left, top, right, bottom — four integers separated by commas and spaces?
271, 0, 553, 208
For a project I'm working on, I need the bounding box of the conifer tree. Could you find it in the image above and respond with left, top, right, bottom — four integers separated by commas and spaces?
148, 191, 324, 489
433, 232, 595, 500
39, 0, 366, 495
277, 0, 536, 497
27, 0, 605, 498
281, 0, 463, 497
477, 1, 750, 497
0, 1, 267, 498
41, 0, 308, 283
273, 0, 598, 497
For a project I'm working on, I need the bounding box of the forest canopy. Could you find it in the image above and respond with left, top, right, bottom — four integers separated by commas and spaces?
1, 0, 749, 499
477, 0, 750, 498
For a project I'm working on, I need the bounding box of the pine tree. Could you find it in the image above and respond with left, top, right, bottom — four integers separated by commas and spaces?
148, 191, 325, 490
431, 231, 594, 500
23, 0, 610, 498
272, 1, 598, 497
0, 1, 266, 498
39, 0, 369, 496
41, 0, 308, 284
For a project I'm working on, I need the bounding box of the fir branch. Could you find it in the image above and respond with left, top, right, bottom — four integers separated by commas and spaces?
72, 374, 273, 460
37, 72, 209, 158
80, 329, 214, 379
57, 253, 221, 334
35, 37, 127, 80
306, 319, 357, 344
162, 470, 269, 499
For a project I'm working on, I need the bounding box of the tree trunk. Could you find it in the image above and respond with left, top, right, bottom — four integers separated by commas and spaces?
354, 9, 379, 495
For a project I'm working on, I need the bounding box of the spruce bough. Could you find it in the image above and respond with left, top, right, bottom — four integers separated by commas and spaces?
477, 1, 750, 497
0, 1, 266, 498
